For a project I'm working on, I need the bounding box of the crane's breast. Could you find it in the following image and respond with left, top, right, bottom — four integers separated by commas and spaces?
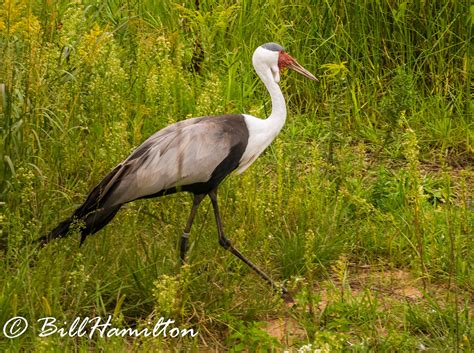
236, 114, 278, 174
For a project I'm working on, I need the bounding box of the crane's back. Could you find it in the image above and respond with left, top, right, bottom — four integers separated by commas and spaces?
103, 114, 249, 207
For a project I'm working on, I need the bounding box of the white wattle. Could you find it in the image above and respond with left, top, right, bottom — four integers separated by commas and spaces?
236, 50, 287, 174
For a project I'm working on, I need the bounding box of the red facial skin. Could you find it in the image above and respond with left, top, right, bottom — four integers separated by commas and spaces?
278, 51, 294, 70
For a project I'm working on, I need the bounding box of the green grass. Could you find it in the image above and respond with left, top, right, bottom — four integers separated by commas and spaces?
1, 0, 473, 351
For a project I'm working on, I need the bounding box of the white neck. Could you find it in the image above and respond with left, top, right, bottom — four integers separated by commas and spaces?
254, 65, 287, 135
236, 59, 288, 174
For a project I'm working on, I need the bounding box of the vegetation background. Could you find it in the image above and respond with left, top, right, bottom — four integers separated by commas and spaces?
1, 0, 472, 351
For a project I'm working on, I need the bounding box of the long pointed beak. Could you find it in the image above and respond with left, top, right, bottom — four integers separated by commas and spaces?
287, 59, 318, 81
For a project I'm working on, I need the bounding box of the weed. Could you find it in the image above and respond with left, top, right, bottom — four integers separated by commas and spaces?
1, 0, 472, 351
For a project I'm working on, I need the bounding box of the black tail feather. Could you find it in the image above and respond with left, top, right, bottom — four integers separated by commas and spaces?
79, 205, 121, 245
37, 217, 74, 245
37, 205, 122, 246
38, 164, 125, 246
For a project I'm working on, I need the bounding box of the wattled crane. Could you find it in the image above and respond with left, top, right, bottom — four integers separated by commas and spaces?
40, 42, 317, 298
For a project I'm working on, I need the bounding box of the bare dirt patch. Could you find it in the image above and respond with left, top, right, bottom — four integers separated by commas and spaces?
264, 317, 306, 347
262, 266, 470, 346
347, 267, 424, 301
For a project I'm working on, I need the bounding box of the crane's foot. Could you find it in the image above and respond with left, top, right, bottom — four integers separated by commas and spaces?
179, 232, 190, 263
281, 287, 294, 304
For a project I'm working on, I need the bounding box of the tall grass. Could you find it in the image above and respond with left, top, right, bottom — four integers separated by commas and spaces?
1, 0, 472, 351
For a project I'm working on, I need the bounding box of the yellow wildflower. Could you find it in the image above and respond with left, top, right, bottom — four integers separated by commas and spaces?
320, 61, 349, 78
78, 23, 110, 64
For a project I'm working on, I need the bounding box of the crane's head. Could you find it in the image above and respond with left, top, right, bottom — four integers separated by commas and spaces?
252, 42, 318, 83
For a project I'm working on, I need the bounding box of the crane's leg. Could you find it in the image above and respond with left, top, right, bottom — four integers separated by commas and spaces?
180, 194, 205, 263
208, 189, 289, 299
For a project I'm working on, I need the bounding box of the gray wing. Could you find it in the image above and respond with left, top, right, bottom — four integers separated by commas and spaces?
101, 116, 241, 207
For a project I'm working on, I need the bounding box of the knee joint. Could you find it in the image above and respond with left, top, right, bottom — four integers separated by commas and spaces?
219, 236, 231, 249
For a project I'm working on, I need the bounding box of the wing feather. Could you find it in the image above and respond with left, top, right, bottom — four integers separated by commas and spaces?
103, 117, 237, 207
